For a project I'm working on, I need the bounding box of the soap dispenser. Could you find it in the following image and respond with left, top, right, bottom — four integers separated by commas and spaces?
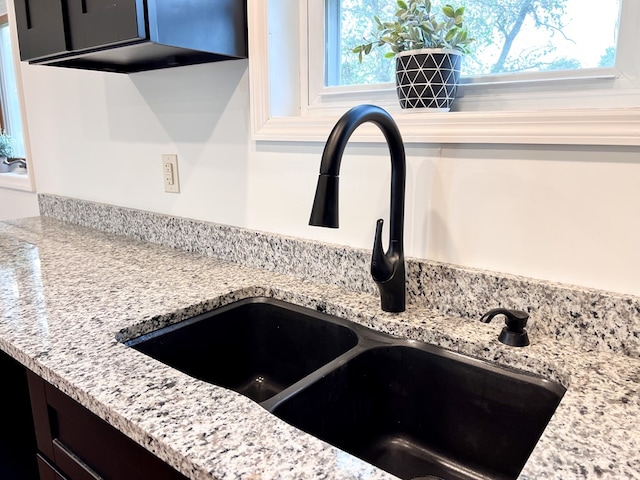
480, 308, 530, 347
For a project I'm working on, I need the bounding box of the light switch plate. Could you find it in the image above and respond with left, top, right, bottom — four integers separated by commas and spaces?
162, 154, 180, 193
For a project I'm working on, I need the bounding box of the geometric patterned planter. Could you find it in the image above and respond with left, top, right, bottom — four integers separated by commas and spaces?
395, 48, 462, 111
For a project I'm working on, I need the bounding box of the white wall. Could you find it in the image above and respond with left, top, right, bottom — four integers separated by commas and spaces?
0, 187, 37, 219
22, 61, 251, 226
12, 58, 640, 297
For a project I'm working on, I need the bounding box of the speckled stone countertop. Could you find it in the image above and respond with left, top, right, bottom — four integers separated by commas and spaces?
1, 216, 639, 479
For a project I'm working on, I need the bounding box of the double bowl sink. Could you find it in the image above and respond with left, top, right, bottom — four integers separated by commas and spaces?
124, 297, 566, 480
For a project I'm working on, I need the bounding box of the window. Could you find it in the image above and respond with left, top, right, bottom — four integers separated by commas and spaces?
311, 0, 638, 113
329, 0, 621, 86
247, 0, 640, 145
0, 8, 32, 192
0, 15, 25, 156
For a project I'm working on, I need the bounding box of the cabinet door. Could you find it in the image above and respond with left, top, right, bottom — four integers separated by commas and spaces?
65, 0, 146, 51
0, 351, 39, 479
13, 0, 69, 61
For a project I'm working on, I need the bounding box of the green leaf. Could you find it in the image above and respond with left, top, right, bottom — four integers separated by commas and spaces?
442, 5, 455, 18
384, 51, 396, 58
421, 20, 434, 32
350, 0, 472, 60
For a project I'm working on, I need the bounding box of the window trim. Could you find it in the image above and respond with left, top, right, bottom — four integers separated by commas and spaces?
250, 0, 640, 146
0, 14, 8, 131
0, 0, 35, 192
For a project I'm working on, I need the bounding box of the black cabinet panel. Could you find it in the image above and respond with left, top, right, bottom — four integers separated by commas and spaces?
66, 0, 145, 51
12, 0, 247, 73
37, 454, 69, 480
0, 351, 39, 480
14, 0, 68, 61
151, 0, 246, 58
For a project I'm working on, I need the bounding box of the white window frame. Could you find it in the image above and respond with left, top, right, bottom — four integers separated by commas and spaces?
249, 0, 640, 146
0, 0, 34, 192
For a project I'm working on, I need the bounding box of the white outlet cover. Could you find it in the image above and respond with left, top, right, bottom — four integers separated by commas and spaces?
162, 154, 180, 193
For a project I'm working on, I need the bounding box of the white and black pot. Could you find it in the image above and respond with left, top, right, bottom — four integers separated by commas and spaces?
395, 48, 462, 111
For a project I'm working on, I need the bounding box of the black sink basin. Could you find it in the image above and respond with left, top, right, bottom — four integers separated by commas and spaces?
125, 297, 358, 402
125, 297, 565, 480
272, 344, 565, 480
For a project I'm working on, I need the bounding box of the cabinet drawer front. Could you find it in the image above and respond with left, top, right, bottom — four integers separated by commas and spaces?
37, 454, 70, 480
52, 440, 102, 480
13, 0, 69, 60
65, 0, 145, 51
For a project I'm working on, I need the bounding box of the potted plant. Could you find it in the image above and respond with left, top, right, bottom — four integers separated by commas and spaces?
353, 0, 473, 111
0, 130, 14, 173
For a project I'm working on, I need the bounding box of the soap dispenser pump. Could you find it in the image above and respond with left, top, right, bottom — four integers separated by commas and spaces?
480, 308, 530, 347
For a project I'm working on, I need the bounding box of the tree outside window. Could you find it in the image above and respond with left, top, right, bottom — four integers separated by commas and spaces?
330, 0, 621, 86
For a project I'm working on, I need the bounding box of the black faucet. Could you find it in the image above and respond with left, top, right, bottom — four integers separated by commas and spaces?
309, 104, 406, 313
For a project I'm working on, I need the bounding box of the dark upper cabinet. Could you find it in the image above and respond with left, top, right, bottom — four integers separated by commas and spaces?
13, 0, 247, 73
13, 0, 69, 60
65, 0, 145, 52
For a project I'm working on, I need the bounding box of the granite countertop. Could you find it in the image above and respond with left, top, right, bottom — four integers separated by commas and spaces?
1, 216, 639, 480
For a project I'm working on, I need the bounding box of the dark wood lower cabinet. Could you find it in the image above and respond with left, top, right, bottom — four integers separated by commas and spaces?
0, 351, 39, 480
26, 370, 190, 480
37, 454, 68, 480
1, 351, 189, 480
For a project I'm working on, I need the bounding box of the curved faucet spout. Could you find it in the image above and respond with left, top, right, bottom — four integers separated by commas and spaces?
309, 104, 407, 312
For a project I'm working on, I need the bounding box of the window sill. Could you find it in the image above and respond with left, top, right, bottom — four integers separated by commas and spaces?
252, 107, 640, 146
0, 171, 34, 192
